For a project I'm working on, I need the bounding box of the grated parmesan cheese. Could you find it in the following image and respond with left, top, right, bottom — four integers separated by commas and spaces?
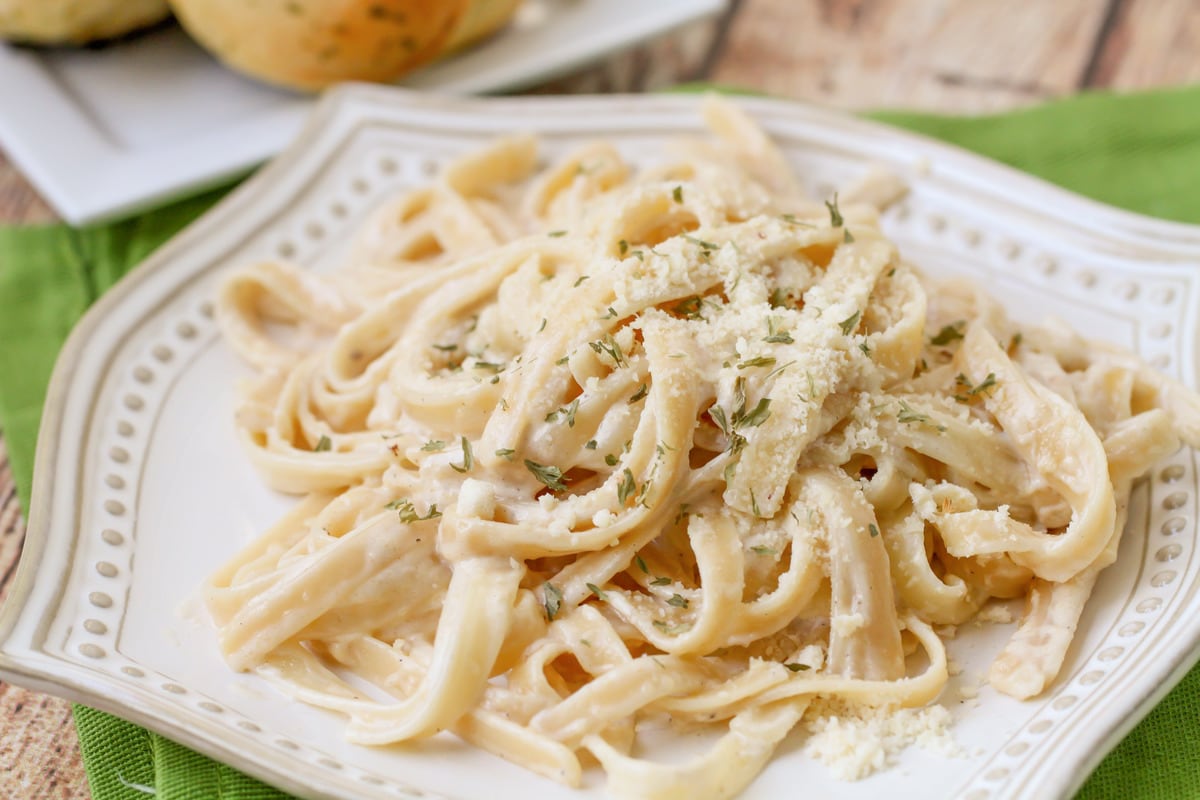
803, 703, 962, 781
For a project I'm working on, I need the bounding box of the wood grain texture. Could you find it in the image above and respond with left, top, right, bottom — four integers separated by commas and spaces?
0, 149, 55, 223
0, 438, 90, 800
1085, 0, 1200, 89
713, 0, 1113, 112
0, 2, 1196, 798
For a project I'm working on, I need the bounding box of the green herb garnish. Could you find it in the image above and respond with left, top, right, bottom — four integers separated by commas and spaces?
617, 468, 636, 506
450, 436, 474, 473
545, 398, 580, 428
525, 459, 567, 492
737, 356, 777, 370
543, 582, 563, 620
930, 321, 965, 346
839, 310, 861, 336
589, 334, 627, 367
825, 193, 844, 227
764, 317, 794, 344
385, 499, 441, 523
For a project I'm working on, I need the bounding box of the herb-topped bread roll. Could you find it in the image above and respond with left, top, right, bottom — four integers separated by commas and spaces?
168, 0, 522, 91
0, 0, 170, 44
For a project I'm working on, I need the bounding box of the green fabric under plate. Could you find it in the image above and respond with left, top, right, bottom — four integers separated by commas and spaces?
3, 84, 1200, 800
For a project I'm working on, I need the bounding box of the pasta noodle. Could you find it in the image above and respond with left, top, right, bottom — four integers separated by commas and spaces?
208, 96, 1200, 796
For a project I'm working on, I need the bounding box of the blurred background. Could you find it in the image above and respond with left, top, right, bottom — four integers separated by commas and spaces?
3, 0, 1200, 222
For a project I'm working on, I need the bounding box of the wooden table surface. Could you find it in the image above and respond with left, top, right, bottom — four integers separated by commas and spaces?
2, 1, 1199, 797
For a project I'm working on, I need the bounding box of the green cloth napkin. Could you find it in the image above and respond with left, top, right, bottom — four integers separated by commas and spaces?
3, 84, 1200, 800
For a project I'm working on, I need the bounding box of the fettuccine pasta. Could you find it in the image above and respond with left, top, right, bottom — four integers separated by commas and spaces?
208, 97, 1200, 797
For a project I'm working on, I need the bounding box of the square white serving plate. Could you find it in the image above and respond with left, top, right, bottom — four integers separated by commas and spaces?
0, 0, 725, 225
2, 87, 1199, 800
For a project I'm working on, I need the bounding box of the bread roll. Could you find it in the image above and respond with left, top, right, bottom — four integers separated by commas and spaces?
0, 0, 170, 44
168, 0, 522, 92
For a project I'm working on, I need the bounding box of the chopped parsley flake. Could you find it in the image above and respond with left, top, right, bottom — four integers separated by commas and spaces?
494, 448, 516, 460
682, 234, 718, 252
838, 309, 862, 336
617, 468, 636, 506
635, 555, 649, 573
667, 593, 689, 609
525, 459, 567, 491
868, 523, 880, 538
432, 343, 457, 352
450, 436, 474, 473
897, 400, 947, 432
629, 383, 648, 403
930, 321, 965, 346
737, 356, 777, 369
784, 663, 810, 672
589, 334, 627, 367
673, 295, 704, 319
313, 435, 332, 452
420, 440, 446, 452
780, 213, 813, 227
385, 499, 442, 523
545, 398, 580, 428
673, 185, 683, 204
543, 582, 563, 620
750, 545, 776, 555
651, 576, 672, 586
547, 230, 567, 238
764, 317, 794, 343
585, 439, 598, 450
825, 193, 844, 227
737, 398, 772, 429
954, 372, 999, 402
709, 405, 730, 436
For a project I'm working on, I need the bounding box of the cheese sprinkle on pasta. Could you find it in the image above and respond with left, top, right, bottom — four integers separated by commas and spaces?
208, 97, 1200, 798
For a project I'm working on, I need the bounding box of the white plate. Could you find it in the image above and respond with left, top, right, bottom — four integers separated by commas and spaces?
0, 0, 724, 224
2, 87, 1199, 800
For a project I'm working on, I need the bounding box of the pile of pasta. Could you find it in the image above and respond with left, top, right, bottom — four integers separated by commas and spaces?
209, 97, 1200, 797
